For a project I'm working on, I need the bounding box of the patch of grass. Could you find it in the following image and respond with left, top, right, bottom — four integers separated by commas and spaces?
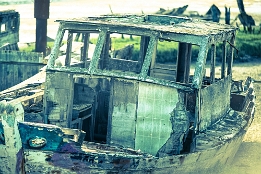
106, 33, 261, 63
21, 31, 261, 63
235, 31, 261, 58
105, 37, 200, 63
19, 42, 55, 52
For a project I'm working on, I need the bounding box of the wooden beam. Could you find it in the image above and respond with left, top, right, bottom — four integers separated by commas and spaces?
227, 35, 235, 76
210, 44, 216, 84
192, 39, 208, 89
176, 43, 192, 83
139, 35, 158, 79
221, 41, 227, 79
43, 71, 74, 128
100, 33, 111, 70
82, 33, 90, 68
47, 25, 65, 68
139, 36, 150, 71
88, 30, 107, 74
65, 31, 73, 67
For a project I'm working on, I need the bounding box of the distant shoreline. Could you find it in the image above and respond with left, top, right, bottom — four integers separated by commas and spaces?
1, 0, 260, 43
0, 0, 68, 5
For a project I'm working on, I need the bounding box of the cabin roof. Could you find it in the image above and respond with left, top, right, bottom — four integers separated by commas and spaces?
57, 14, 236, 43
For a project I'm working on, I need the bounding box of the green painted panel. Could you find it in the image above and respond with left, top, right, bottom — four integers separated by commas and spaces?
136, 82, 178, 155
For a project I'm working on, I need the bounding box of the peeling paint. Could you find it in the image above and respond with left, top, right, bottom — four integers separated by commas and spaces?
0, 13, 256, 174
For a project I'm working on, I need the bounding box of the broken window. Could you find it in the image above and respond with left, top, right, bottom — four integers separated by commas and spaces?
149, 38, 199, 85
54, 30, 98, 68
205, 39, 233, 85
96, 33, 143, 74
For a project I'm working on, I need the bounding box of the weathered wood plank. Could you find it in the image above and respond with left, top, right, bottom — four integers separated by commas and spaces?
0, 101, 24, 174
44, 71, 74, 127
210, 44, 216, 84
0, 51, 44, 91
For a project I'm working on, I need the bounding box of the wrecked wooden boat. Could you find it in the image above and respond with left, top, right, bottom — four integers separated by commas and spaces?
0, 14, 255, 173
0, 10, 20, 51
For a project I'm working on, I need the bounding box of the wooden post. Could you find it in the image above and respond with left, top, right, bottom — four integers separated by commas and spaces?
82, 33, 90, 68
210, 44, 216, 84
0, 101, 24, 174
176, 42, 192, 83
139, 36, 150, 72
88, 30, 107, 74
221, 41, 227, 79
100, 33, 111, 70
139, 36, 158, 79
227, 35, 235, 76
65, 31, 73, 67
176, 42, 192, 107
225, 6, 230, 25
34, 0, 50, 57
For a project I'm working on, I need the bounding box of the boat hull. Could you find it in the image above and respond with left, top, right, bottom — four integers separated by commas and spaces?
23, 109, 253, 174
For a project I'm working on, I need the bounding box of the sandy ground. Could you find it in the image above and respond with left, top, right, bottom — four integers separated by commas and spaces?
1, 0, 261, 173
221, 60, 261, 174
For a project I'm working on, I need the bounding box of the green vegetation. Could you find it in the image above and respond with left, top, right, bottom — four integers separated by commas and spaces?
20, 31, 261, 63
19, 42, 55, 52
106, 32, 261, 63
235, 31, 261, 58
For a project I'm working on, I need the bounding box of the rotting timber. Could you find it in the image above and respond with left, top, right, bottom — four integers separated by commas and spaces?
0, 10, 19, 51
0, 14, 255, 173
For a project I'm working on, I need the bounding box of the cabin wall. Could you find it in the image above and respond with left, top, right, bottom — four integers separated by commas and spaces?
106, 58, 140, 73
0, 51, 43, 91
199, 75, 231, 131
44, 71, 74, 128
107, 78, 138, 148
74, 83, 96, 104
108, 79, 184, 156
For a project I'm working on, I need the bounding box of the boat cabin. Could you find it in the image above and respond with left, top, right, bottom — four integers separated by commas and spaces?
44, 14, 237, 156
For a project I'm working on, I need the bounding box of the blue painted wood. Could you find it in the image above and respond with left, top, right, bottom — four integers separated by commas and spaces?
18, 122, 64, 151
